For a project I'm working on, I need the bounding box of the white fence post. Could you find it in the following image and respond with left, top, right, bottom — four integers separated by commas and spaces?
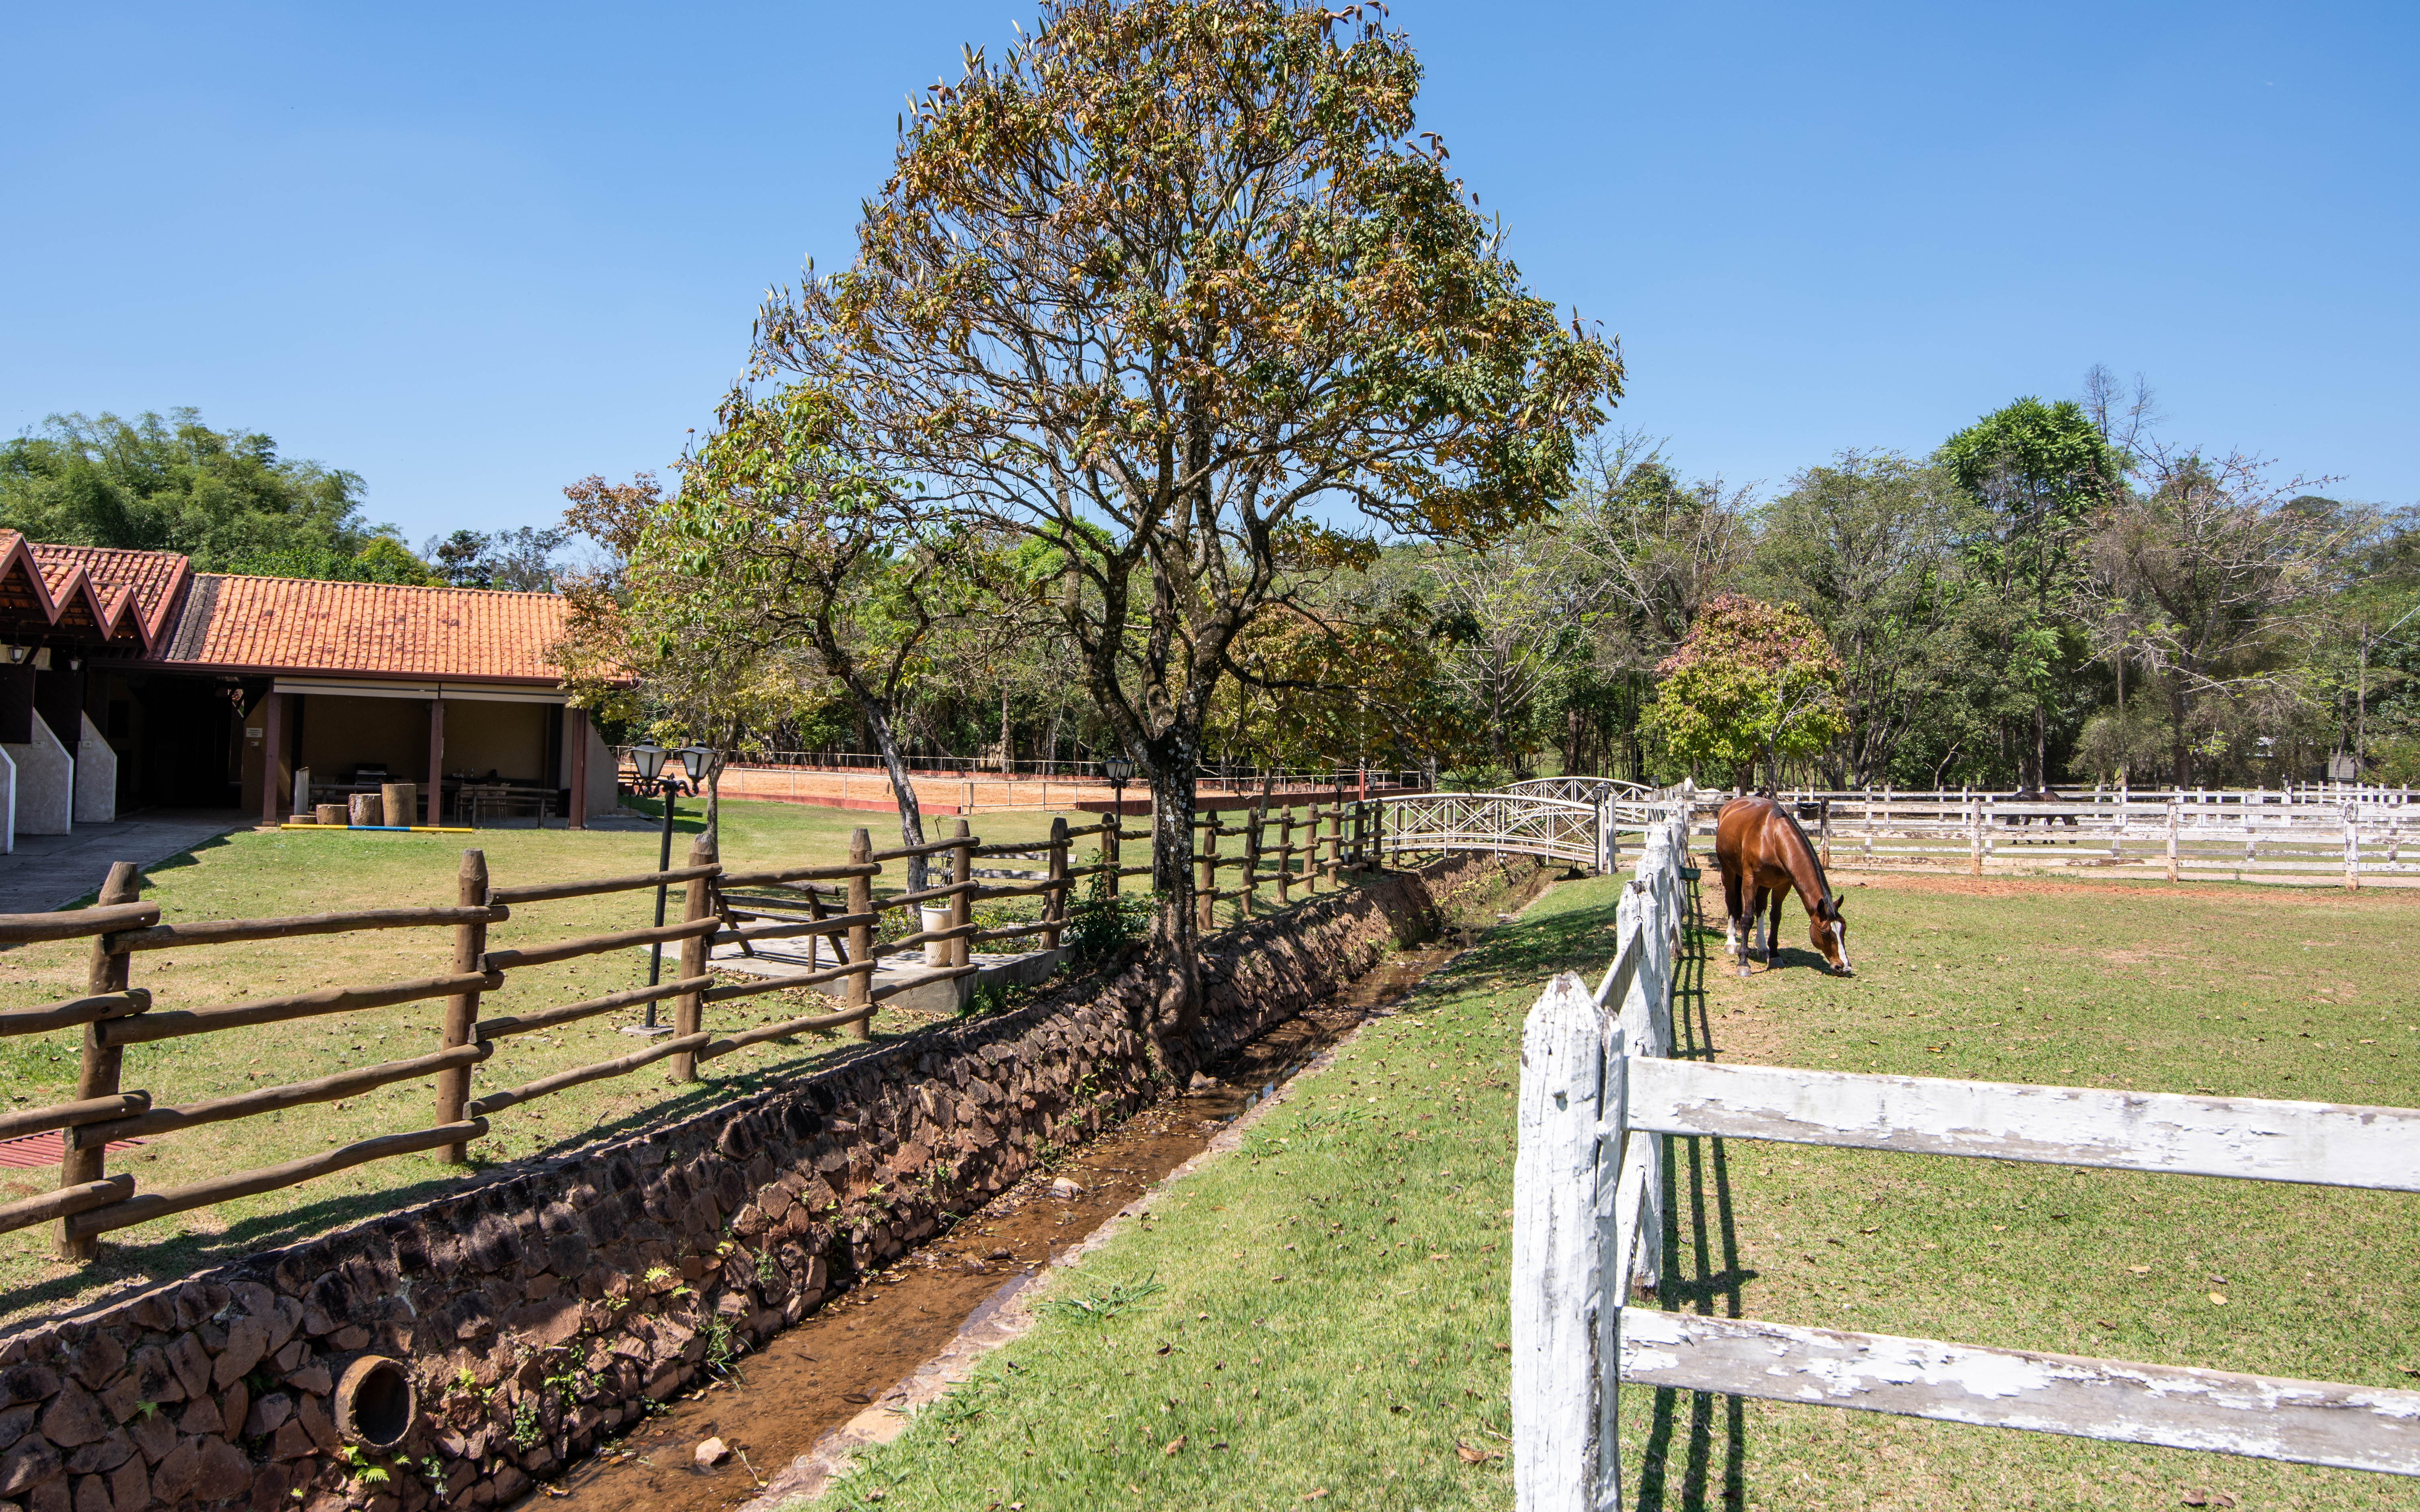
1511, 971, 1624, 1512
2345, 803, 2360, 892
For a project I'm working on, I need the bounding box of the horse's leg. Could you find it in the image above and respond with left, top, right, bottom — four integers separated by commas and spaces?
1722, 863, 1748, 974
1735, 881, 1759, 975
1763, 884, 1782, 965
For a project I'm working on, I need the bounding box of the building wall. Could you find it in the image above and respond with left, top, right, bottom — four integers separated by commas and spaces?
3, 709, 74, 834
294, 695, 430, 786
444, 700, 549, 784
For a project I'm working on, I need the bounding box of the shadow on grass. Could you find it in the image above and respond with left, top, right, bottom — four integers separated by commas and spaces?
1636, 872, 1754, 1512
14, 1017, 913, 1327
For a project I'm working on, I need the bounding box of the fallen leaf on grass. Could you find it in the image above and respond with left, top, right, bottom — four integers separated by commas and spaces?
1302, 1491, 1328, 1502
1456, 1442, 1500, 1464
2095, 1320, 2118, 1331
2128, 1265, 2152, 1276
1164, 1435, 1185, 1455
2207, 1292, 2229, 1306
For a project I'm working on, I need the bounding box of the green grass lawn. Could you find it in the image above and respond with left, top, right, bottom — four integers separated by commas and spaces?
0, 795, 1384, 1325
804, 871, 2420, 1512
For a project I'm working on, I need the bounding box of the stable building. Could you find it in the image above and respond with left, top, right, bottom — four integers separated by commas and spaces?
0, 530, 618, 847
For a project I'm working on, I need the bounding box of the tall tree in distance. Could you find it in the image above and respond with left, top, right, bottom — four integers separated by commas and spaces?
1646, 594, 1848, 792
750, 0, 1620, 1035
1940, 396, 2124, 789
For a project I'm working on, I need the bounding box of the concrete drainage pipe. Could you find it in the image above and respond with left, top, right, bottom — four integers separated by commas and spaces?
334, 1355, 418, 1449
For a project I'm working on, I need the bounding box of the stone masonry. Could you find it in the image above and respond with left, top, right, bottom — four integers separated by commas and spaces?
0, 850, 1535, 1512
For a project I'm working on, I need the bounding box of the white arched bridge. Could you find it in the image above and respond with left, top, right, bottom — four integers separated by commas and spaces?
1374, 779, 1685, 875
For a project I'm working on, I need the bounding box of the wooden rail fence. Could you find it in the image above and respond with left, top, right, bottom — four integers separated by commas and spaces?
1509, 816, 2420, 1510
0, 796, 1417, 1264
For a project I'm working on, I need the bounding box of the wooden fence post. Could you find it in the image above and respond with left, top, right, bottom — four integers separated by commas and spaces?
1510, 970, 1623, 1512
2344, 803, 2360, 892
1104, 808, 1122, 898
437, 848, 488, 1163
844, 828, 874, 1040
672, 835, 716, 1079
1969, 798, 1983, 877
1323, 802, 1342, 886
1242, 802, 1263, 916
950, 819, 973, 968
1818, 797, 1831, 867
1195, 820, 1218, 933
1044, 815, 1069, 949
2178, 789, 2197, 885
1305, 802, 1322, 892
58, 862, 139, 1261
1276, 806, 1294, 906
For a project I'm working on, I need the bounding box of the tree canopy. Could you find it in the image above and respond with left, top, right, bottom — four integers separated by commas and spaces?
739, 0, 1621, 1013
0, 409, 378, 570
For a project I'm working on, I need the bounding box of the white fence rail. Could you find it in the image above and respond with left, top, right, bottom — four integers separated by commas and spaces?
1508, 827, 2420, 1510
1678, 789, 2414, 885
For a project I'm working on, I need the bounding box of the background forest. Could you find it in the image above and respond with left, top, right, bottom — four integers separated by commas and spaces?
10, 369, 2414, 795
562, 368, 2420, 795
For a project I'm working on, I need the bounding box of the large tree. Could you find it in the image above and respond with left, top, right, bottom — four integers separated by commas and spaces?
1646, 594, 1848, 792
750, 0, 1619, 1031
0, 408, 379, 568
1939, 396, 2124, 789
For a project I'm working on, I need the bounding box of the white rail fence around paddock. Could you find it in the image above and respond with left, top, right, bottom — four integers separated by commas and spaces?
1508, 845, 2420, 1510
1673, 788, 2415, 886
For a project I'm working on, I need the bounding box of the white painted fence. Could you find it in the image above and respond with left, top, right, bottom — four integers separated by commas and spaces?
1508, 831, 2420, 1511
1682, 787, 2415, 885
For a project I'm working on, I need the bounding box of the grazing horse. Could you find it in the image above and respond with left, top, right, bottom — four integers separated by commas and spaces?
1714, 796, 1852, 978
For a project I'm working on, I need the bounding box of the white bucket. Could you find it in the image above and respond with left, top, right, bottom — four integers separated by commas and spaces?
920, 904, 953, 966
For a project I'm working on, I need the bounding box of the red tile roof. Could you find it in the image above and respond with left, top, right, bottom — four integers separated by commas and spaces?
157, 575, 574, 684
0, 530, 177, 650
21, 539, 191, 642
0, 532, 589, 683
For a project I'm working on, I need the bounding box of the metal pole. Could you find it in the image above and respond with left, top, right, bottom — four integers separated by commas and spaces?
646, 782, 677, 1018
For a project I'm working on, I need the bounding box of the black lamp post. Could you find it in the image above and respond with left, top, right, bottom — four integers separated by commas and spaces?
622, 744, 714, 1034
1103, 753, 1134, 815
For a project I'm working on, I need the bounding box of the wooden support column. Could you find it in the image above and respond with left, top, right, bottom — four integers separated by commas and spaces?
258, 692, 284, 827
426, 696, 446, 827
1043, 815, 1069, 949
58, 862, 138, 1260
1103, 809, 1121, 898
1276, 806, 1293, 906
437, 849, 487, 1163
568, 707, 590, 829
844, 828, 874, 1040
1195, 820, 1217, 932
950, 819, 973, 968
672, 835, 716, 1078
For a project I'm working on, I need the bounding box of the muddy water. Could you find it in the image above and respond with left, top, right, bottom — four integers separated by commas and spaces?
531, 900, 1522, 1512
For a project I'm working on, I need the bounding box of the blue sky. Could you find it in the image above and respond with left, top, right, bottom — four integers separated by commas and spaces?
4, 2, 2413, 545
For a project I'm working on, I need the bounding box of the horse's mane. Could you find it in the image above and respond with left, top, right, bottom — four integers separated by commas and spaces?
1771, 802, 1835, 908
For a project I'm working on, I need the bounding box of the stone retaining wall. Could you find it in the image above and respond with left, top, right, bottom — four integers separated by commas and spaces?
0, 851, 1535, 1512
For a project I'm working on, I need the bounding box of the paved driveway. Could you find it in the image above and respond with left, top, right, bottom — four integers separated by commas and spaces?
0, 808, 248, 914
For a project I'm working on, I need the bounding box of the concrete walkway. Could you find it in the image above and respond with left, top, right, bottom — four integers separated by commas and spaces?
0, 807, 248, 914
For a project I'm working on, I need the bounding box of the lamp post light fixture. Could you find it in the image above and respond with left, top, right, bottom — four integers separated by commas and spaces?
1102, 753, 1134, 815
619, 743, 708, 1036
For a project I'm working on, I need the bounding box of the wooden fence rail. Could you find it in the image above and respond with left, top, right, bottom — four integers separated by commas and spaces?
4, 793, 1399, 1263
1508, 815, 2420, 1510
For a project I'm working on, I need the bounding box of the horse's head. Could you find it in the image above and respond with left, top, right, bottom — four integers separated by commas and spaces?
1809, 895, 1852, 975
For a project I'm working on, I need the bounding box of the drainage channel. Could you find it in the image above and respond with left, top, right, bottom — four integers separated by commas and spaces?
524, 923, 1498, 1512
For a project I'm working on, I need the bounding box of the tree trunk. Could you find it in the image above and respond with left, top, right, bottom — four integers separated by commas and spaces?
1142, 727, 1202, 1052
862, 698, 930, 892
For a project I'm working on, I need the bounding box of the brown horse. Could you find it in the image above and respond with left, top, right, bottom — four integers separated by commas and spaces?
1714, 796, 1852, 978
